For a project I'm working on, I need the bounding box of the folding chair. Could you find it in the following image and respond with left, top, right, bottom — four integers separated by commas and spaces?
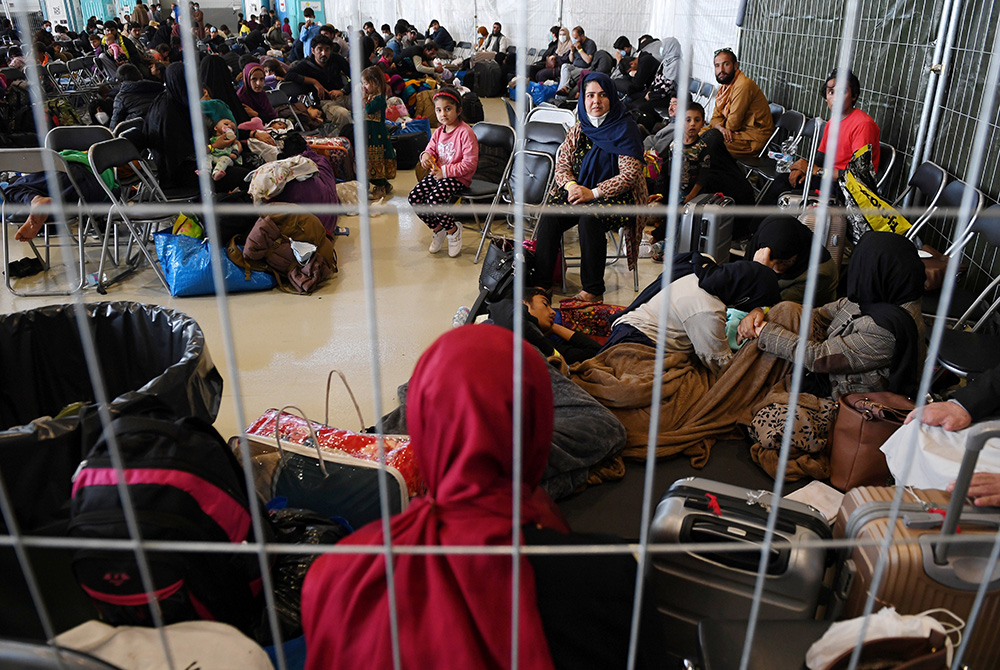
1, 148, 88, 296
279, 80, 317, 107
474, 149, 556, 262
0, 67, 23, 83
737, 109, 806, 202
503, 97, 518, 128
45, 125, 113, 152
87, 138, 170, 293
266, 87, 312, 133
525, 105, 576, 129
893, 161, 947, 239
67, 56, 102, 93
523, 120, 566, 161
934, 205, 1000, 380
460, 122, 515, 245
875, 141, 898, 196
769, 103, 785, 126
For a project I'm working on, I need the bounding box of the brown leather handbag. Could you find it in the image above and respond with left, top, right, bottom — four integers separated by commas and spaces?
828, 392, 915, 491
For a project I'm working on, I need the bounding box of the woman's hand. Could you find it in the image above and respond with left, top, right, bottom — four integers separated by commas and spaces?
647, 193, 663, 204
737, 307, 767, 342
566, 183, 594, 204
244, 104, 259, 118
251, 130, 276, 146
753, 247, 772, 266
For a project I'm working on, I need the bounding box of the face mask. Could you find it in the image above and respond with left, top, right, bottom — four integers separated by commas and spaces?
558, 34, 567, 43
572, 37, 579, 45
619, 49, 627, 57
45, 26, 52, 32
586, 112, 606, 127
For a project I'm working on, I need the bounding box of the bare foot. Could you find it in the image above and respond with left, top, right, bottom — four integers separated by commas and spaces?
572, 290, 603, 303
213, 170, 226, 181
15, 196, 51, 242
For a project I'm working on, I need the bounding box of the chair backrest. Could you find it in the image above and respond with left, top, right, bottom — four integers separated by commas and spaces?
758, 109, 805, 157
279, 80, 312, 101
968, 204, 1000, 247
875, 141, 898, 193
800, 117, 825, 158
507, 149, 554, 206
523, 121, 566, 159
769, 103, 785, 126
525, 105, 576, 129
689, 78, 702, 96
44, 125, 113, 152
939, 181, 986, 254
506, 45, 516, 55
67, 57, 91, 73
699, 81, 715, 100
527, 47, 537, 58
456, 41, 472, 50
502, 97, 517, 128
473, 122, 516, 155
47, 61, 70, 76
909, 160, 947, 203
266, 88, 290, 107
88, 138, 141, 190
1, 66, 24, 82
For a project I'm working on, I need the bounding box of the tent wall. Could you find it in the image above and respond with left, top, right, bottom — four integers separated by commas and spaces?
740, 0, 1000, 296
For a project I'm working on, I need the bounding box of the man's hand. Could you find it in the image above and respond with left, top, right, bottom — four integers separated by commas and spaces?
712, 123, 733, 143
904, 401, 973, 432
951, 473, 1000, 507
329, 88, 344, 99
737, 307, 767, 342
313, 82, 329, 99
753, 247, 772, 266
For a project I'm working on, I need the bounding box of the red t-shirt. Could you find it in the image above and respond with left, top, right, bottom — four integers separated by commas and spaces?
818, 108, 880, 171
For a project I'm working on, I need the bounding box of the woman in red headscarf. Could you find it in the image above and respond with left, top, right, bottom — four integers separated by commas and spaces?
301, 324, 661, 670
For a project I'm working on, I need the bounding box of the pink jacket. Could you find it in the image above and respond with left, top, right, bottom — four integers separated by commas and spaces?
424, 122, 479, 186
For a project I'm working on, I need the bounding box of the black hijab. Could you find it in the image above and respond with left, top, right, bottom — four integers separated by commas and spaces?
744, 214, 830, 280
199, 54, 249, 124
692, 253, 782, 310
847, 231, 925, 397
151, 21, 172, 47
144, 62, 197, 188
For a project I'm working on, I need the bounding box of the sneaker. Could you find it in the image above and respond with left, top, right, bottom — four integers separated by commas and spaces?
650, 241, 665, 263
429, 228, 447, 253
447, 226, 463, 257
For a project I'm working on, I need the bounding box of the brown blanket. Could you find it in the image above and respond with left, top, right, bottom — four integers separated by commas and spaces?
570, 303, 805, 466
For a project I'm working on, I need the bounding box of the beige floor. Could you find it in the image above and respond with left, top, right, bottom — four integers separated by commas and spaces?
1, 99, 663, 439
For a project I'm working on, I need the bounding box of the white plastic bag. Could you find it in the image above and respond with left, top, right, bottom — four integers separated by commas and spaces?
805, 607, 962, 670
880, 419, 1000, 489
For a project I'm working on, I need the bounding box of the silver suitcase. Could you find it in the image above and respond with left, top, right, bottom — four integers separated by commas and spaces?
679, 193, 734, 263
648, 477, 833, 659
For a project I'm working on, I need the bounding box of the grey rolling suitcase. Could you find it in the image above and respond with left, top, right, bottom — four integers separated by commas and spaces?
678, 193, 734, 263
648, 477, 833, 660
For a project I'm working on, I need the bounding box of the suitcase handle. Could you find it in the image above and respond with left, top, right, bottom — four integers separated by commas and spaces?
934, 420, 1000, 565
325, 369, 366, 431
684, 518, 789, 575
275, 405, 328, 478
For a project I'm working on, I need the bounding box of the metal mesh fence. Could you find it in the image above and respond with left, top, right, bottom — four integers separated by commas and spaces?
1, 1, 1000, 669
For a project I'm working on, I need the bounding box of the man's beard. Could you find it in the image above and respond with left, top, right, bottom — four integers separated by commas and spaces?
716, 70, 736, 85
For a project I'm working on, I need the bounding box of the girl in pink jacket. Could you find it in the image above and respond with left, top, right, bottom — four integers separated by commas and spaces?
408, 88, 479, 257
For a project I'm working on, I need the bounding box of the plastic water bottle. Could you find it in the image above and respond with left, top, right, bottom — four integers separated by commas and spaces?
772, 138, 798, 174
452, 306, 471, 328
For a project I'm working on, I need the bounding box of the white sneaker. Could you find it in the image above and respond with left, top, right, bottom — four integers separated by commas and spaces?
447, 226, 463, 257
429, 228, 447, 253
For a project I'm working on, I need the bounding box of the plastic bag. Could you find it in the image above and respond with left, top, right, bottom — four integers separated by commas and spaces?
529, 81, 558, 106
154, 231, 277, 297
397, 117, 431, 143
267, 507, 352, 639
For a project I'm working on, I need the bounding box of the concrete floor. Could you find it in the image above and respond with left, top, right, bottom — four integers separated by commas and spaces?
1, 98, 664, 442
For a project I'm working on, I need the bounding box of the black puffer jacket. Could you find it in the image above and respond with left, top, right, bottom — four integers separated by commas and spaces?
110, 79, 164, 128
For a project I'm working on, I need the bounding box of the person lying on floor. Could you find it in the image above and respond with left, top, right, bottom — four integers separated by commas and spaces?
904, 363, 1000, 506
302, 325, 660, 669
7, 155, 113, 242
743, 214, 839, 305
603, 252, 781, 374
488, 287, 602, 365
738, 231, 925, 400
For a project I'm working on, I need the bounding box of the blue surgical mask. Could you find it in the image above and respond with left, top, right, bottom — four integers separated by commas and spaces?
619, 49, 627, 57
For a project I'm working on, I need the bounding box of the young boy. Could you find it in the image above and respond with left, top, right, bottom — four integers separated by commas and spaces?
488, 287, 602, 365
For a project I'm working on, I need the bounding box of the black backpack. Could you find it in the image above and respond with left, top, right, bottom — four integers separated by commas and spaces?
462, 92, 485, 124
473, 60, 504, 98
69, 415, 267, 635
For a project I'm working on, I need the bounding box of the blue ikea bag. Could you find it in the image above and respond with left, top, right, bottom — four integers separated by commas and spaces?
154, 231, 276, 297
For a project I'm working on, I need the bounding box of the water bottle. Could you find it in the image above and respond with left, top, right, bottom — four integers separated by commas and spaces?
772, 138, 798, 174
452, 306, 471, 328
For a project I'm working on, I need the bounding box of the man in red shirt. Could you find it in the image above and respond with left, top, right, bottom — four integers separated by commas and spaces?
788, 68, 880, 187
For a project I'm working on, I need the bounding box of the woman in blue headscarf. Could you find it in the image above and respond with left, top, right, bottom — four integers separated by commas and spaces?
532, 72, 649, 302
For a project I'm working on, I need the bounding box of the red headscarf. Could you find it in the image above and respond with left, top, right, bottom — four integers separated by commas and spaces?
302, 324, 567, 670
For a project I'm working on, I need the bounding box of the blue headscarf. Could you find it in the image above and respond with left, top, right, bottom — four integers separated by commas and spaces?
575, 72, 644, 188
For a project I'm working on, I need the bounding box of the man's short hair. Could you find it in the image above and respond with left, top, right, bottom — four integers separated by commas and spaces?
104, 20, 118, 30
638, 34, 655, 50
523, 286, 552, 303
238, 54, 257, 69
689, 102, 706, 118
381, 24, 391, 32
823, 67, 861, 100
117, 62, 142, 81
128, 22, 140, 31
613, 36, 631, 50
303, 7, 314, 18
572, 25, 584, 36
320, 24, 335, 35
363, 21, 374, 30
430, 19, 439, 27
423, 39, 438, 53
311, 33, 333, 50
217, 43, 230, 54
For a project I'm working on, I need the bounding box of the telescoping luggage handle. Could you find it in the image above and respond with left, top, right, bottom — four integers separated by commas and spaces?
934, 420, 1000, 565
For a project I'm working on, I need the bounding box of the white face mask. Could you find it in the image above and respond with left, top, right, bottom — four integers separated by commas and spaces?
586, 112, 606, 127
558, 34, 567, 43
